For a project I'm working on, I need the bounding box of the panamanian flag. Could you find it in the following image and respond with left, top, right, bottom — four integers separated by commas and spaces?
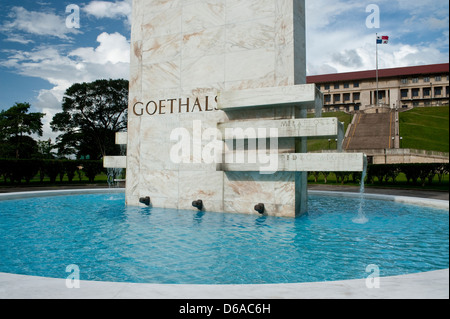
377, 35, 389, 44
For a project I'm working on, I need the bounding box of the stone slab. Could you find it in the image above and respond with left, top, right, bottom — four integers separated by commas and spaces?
217, 84, 323, 116
103, 156, 127, 169
116, 132, 128, 145
219, 118, 341, 139
220, 153, 366, 172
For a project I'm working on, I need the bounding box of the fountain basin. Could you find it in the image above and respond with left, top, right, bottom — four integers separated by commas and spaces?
0, 189, 447, 286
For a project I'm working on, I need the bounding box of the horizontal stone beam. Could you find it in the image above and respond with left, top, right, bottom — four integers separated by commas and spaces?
217, 84, 323, 116
116, 132, 128, 145
219, 153, 367, 172
218, 118, 341, 139
104, 156, 127, 169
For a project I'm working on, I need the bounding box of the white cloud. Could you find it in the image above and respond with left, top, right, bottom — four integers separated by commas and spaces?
35, 90, 65, 141
0, 6, 80, 40
1, 32, 130, 95
1, 32, 130, 139
306, 0, 365, 30
3, 35, 34, 45
84, 0, 132, 27
424, 17, 449, 30
305, 0, 449, 75
70, 32, 130, 65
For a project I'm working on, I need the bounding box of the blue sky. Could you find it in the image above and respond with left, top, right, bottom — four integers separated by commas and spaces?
0, 0, 448, 140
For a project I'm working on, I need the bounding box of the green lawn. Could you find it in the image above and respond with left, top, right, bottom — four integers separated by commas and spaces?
399, 106, 449, 153
306, 107, 449, 153
307, 111, 353, 151
0, 172, 109, 187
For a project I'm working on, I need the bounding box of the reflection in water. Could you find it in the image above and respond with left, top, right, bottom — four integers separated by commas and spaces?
255, 216, 267, 226
193, 211, 205, 225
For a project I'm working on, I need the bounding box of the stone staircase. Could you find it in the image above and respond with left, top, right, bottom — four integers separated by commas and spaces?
344, 112, 395, 150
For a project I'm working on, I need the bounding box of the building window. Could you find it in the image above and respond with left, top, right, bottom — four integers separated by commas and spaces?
401, 78, 408, 84
401, 89, 409, 98
412, 77, 419, 83
412, 88, 420, 97
334, 94, 341, 102
435, 87, 442, 96
353, 93, 360, 100
446, 86, 449, 97
334, 83, 340, 89
423, 88, 431, 97
423, 76, 430, 82
354, 82, 360, 88
435, 76, 442, 82
324, 95, 331, 103
324, 84, 330, 90
344, 83, 350, 89
344, 93, 351, 101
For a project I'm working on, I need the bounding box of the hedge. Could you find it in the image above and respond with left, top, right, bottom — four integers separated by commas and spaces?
366, 163, 449, 186
0, 159, 104, 185
310, 163, 449, 187
1, 159, 448, 187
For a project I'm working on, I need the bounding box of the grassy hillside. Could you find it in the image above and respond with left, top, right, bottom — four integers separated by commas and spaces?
399, 106, 449, 153
307, 111, 353, 151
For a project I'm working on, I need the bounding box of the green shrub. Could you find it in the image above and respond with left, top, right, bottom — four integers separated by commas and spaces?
80, 160, 103, 183
62, 160, 79, 183
20, 159, 41, 184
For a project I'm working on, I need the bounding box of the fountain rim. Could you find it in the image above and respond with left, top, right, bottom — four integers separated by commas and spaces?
0, 188, 448, 211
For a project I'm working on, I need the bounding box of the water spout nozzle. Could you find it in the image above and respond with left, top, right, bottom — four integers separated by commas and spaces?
254, 203, 265, 214
192, 200, 203, 210
139, 196, 151, 206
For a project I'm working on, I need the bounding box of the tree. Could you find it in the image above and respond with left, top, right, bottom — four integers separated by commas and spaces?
51, 79, 128, 159
0, 103, 45, 159
36, 139, 56, 159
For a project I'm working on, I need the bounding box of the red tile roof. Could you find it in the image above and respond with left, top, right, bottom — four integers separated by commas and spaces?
306, 63, 449, 84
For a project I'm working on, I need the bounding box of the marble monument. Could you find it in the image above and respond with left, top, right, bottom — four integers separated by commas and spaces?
104, 0, 366, 218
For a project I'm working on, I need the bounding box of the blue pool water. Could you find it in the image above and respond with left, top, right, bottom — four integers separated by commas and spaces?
0, 193, 448, 284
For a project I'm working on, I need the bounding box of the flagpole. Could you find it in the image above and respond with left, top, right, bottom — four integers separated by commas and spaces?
376, 33, 379, 108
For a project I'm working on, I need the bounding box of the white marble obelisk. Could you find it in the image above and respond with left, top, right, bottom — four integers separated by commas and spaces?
104, 0, 366, 218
